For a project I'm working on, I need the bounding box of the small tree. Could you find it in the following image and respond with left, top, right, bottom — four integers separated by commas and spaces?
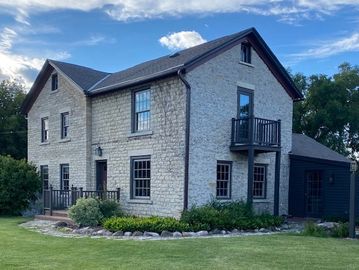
0, 155, 41, 215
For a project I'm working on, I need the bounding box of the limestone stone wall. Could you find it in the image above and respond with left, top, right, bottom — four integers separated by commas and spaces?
27, 71, 91, 190
90, 77, 187, 218
186, 43, 293, 214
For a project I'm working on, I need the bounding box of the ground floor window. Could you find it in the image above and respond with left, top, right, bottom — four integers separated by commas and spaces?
216, 161, 232, 199
60, 164, 69, 190
40, 165, 49, 190
253, 164, 267, 199
131, 156, 151, 199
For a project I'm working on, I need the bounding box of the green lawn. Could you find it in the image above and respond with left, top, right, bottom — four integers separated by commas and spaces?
1, 217, 359, 270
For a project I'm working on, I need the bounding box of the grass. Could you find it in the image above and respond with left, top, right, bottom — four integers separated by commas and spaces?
1, 217, 359, 269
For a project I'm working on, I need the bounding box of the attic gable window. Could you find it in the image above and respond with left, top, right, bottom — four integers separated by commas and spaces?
51, 73, 58, 91
240, 42, 251, 64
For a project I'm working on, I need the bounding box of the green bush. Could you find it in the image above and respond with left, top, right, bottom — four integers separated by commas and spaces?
103, 216, 193, 233
331, 223, 349, 238
181, 201, 283, 230
68, 198, 103, 227
98, 199, 123, 219
0, 155, 41, 215
302, 222, 349, 238
302, 222, 328, 237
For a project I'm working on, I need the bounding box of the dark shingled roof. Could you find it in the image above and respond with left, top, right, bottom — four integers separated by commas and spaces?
291, 133, 350, 163
21, 27, 303, 114
90, 31, 242, 93
49, 60, 109, 91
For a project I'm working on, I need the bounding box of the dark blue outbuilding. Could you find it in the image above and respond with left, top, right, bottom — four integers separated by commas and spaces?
289, 133, 358, 219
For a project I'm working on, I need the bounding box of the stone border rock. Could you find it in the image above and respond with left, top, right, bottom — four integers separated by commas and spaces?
19, 219, 304, 241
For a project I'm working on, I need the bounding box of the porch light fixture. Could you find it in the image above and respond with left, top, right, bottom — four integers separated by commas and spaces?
96, 146, 103, 157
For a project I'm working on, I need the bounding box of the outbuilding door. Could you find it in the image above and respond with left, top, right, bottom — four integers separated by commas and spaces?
305, 171, 323, 217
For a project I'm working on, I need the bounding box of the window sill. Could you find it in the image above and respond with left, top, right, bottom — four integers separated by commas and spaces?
216, 198, 232, 201
50, 89, 59, 94
39, 141, 50, 146
127, 199, 153, 205
239, 61, 254, 68
127, 130, 153, 138
253, 199, 269, 203
58, 138, 71, 143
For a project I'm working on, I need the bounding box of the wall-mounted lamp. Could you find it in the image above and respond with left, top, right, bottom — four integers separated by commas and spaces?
329, 174, 334, 184
96, 146, 103, 157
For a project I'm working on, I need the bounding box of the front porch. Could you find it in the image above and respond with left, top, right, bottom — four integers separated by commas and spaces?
42, 185, 121, 216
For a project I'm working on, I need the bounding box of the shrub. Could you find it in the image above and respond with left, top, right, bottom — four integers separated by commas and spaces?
98, 199, 123, 219
0, 156, 41, 215
68, 198, 103, 227
302, 222, 328, 237
103, 216, 193, 233
181, 201, 283, 230
331, 223, 349, 238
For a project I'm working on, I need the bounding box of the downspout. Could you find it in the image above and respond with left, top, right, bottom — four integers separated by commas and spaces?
178, 68, 191, 211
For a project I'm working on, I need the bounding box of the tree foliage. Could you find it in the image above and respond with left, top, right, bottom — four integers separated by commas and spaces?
0, 155, 41, 215
0, 80, 27, 159
292, 63, 359, 159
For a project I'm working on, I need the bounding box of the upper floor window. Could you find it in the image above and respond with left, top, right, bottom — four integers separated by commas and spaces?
41, 117, 49, 142
240, 43, 251, 64
40, 165, 49, 190
61, 112, 69, 139
253, 164, 267, 199
131, 156, 151, 199
216, 161, 231, 199
133, 89, 151, 132
51, 74, 58, 91
60, 164, 70, 190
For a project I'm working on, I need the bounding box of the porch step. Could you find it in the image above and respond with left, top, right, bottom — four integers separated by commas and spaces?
35, 214, 74, 224
44, 210, 69, 217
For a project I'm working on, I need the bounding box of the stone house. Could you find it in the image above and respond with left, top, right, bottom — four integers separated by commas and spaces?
21, 28, 303, 218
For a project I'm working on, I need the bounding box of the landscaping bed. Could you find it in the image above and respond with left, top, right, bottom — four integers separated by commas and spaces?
61, 199, 287, 239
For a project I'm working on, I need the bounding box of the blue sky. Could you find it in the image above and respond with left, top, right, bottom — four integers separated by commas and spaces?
0, 1, 358, 89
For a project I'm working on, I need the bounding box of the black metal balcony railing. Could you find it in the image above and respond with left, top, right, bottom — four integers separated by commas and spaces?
231, 116, 281, 147
43, 185, 120, 215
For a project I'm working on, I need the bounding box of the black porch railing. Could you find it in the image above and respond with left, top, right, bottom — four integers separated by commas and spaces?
231, 116, 281, 147
43, 185, 120, 215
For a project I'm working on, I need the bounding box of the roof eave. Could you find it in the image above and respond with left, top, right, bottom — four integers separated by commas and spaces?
88, 66, 182, 96
21, 60, 52, 114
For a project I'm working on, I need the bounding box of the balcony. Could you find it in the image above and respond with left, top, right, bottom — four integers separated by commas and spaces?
230, 116, 281, 152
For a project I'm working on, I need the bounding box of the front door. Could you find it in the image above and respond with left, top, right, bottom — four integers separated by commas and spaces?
96, 160, 107, 191
305, 171, 323, 217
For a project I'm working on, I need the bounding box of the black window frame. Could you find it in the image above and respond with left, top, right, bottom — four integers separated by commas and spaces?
61, 112, 69, 139
253, 164, 267, 199
216, 161, 232, 199
240, 42, 251, 64
132, 88, 151, 132
41, 117, 49, 143
130, 156, 151, 199
51, 73, 58, 91
60, 164, 70, 191
40, 165, 49, 190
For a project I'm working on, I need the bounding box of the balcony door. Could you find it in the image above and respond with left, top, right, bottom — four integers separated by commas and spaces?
237, 88, 253, 142
237, 88, 253, 118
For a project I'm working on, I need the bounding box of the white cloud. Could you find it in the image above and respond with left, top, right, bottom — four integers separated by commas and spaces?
0, 26, 70, 89
289, 32, 359, 62
159, 31, 206, 50
0, 0, 358, 23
